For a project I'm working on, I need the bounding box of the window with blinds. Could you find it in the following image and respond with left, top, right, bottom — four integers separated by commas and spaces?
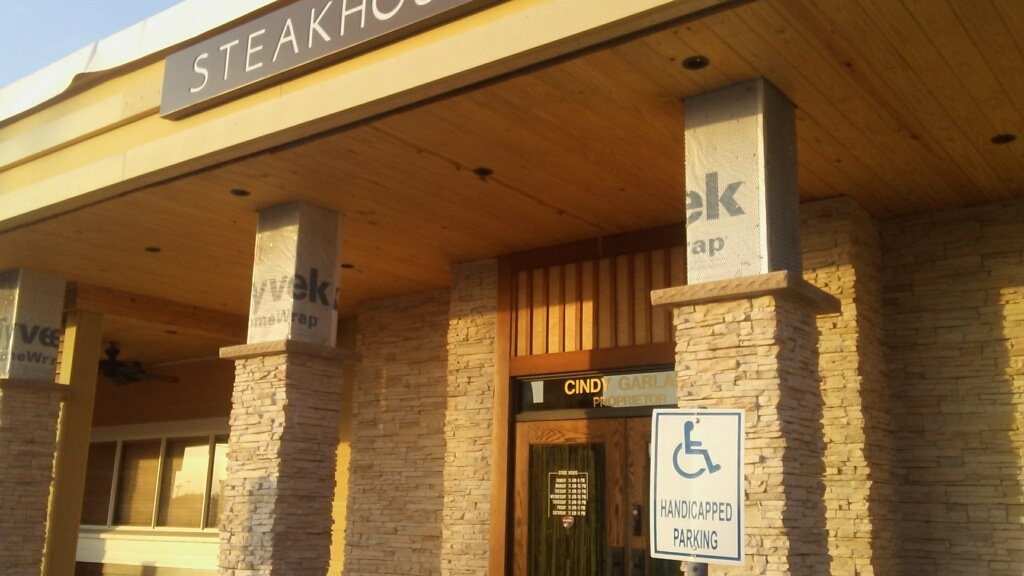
80, 442, 117, 526
157, 437, 210, 527
81, 434, 228, 530
114, 441, 162, 526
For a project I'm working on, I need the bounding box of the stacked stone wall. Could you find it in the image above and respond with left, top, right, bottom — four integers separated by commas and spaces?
442, 260, 498, 575
673, 293, 829, 575
883, 198, 1024, 574
0, 383, 63, 576
218, 349, 342, 576
801, 198, 896, 575
345, 291, 449, 576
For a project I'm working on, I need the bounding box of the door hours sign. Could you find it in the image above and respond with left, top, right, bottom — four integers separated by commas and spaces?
549, 470, 588, 517
650, 408, 745, 566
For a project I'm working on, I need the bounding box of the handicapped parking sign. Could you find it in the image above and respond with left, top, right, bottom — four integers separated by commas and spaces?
650, 408, 744, 566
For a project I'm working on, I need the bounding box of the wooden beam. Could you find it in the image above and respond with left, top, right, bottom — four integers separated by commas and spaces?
502, 224, 685, 272
43, 310, 104, 576
508, 343, 675, 377
66, 282, 247, 339
489, 258, 514, 576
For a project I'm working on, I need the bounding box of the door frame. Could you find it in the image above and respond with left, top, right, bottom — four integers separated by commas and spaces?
513, 418, 627, 576
515, 416, 675, 576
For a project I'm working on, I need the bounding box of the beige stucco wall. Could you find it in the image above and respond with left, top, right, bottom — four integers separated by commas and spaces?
91, 360, 233, 427
328, 319, 358, 575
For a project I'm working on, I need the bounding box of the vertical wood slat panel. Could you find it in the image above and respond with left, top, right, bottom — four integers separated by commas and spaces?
650, 249, 669, 344
581, 260, 596, 351
668, 247, 686, 343
515, 270, 531, 357
531, 268, 548, 356
615, 254, 632, 348
564, 262, 580, 353
669, 246, 687, 286
547, 266, 564, 354
511, 246, 683, 357
633, 251, 651, 346
597, 257, 615, 349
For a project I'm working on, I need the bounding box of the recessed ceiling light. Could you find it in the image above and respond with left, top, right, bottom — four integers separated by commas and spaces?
682, 55, 710, 70
230, 188, 251, 197
145, 246, 162, 253
991, 133, 1017, 145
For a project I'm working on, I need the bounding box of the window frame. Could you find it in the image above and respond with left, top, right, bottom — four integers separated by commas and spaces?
82, 418, 229, 532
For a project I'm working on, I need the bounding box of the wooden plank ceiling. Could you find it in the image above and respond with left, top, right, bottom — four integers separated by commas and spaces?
1, 0, 1022, 362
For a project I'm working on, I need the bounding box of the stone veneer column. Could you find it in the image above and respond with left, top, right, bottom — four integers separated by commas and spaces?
801, 198, 895, 575
653, 271, 839, 575
0, 380, 64, 576
218, 340, 349, 576
0, 269, 67, 576
441, 260, 497, 576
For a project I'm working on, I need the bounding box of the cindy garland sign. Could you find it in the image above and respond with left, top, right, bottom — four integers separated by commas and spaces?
161, 0, 499, 118
519, 370, 677, 413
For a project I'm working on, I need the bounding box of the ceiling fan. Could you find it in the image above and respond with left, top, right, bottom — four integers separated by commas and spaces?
99, 342, 180, 385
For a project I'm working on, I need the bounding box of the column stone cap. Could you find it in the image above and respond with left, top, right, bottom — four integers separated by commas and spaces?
651, 270, 840, 315
0, 378, 68, 397
220, 339, 360, 362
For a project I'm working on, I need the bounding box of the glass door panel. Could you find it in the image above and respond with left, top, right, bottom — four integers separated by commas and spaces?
515, 417, 678, 575
527, 443, 606, 575
515, 419, 626, 576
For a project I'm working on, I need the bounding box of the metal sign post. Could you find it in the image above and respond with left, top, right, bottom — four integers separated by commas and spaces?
685, 562, 708, 575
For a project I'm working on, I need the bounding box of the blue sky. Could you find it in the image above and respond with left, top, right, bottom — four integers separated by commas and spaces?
0, 0, 183, 88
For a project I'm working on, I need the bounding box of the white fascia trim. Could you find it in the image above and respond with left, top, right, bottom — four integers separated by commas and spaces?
0, 0, 281, 122
77, 528, 219, 570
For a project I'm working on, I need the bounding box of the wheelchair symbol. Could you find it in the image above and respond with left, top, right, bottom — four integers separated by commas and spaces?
672, 420, 721, 479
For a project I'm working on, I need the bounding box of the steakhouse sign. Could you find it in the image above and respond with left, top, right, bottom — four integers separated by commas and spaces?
161, 0, 500, 118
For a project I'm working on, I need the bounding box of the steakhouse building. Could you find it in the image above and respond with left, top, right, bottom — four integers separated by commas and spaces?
1, 1, 1022, 575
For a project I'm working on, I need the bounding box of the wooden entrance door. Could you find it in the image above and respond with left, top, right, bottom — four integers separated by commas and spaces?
513, 418, 680, 576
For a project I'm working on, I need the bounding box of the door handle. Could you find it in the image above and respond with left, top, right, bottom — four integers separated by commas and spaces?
632, 504, 643, 536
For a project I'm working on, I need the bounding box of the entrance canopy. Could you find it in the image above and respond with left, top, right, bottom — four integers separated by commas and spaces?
1, 0, 1022, 364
